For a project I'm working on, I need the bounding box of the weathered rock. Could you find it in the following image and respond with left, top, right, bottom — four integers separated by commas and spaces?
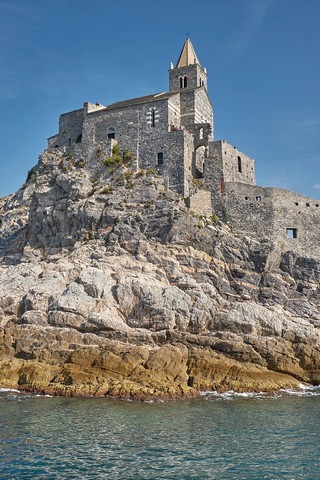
0, 149, 319, 399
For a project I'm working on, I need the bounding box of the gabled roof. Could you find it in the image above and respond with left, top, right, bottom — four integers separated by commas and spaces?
175, 39, 201, 68
106, 91, 178, 110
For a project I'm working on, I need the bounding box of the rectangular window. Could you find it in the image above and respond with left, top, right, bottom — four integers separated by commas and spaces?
287, 228, 297, 239
157, 152, 164, 166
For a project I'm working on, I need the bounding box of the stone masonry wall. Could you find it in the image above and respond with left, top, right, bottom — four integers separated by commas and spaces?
165, 129, 194, 196
220, 140, 255, 184
57, 109, 85, 147
194, 88, 213, 131
223, 182, 320, 259
179, 90, 196, 131
82, 99, 170, 168
272, 188, 320, 258
168, 95, 181, 129
169, 64, 207, 92
202, 141, 226, 217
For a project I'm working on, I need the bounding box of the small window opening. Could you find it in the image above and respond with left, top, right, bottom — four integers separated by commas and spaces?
316, 204, 319, 207
179, 76, 183, 89
287, 228, 297, 239
295, 202, 299, 206
199, 77, 204, 86
68, 138, 72, 146
256, 196, 261, 201
237, 156, 242, 173
76, 134, 82, 144
108, 127, 115, 139
151, 109, 156, 128
306, 203, 310, 207
245, 196, 249, 200
199, 127, 204, 140
157, 152, 164, 166
183, 76, 188, 88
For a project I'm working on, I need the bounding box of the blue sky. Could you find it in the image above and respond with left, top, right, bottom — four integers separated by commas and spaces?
1, 0, 320, 198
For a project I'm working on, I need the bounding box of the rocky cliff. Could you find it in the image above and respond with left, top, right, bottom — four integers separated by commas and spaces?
0, 146, 319, 399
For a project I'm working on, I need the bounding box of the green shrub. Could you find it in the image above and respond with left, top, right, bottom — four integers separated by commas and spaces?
75, 159, 85, 168
101, 185, 114, 195
113, 155, 123, 164
112, 144, 121, 156
146, 168, 158, 176
210, 214, 219, 223
96, 146, 103, 157
104, 157, 116, 166
123, 151, 133, 161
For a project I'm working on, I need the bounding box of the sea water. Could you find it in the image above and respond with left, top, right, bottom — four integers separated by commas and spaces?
1, 387, 320, 479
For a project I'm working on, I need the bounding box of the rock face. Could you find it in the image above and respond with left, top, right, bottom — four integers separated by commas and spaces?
0, 148, 319, 399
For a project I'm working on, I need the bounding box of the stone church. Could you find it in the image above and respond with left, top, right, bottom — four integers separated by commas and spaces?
48, 39, 320, 259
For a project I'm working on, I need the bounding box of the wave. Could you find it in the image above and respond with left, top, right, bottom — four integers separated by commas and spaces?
0, 388, 21, 393
200, 383, 320, 400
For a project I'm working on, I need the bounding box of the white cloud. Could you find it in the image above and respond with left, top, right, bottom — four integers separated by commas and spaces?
312, 184, 320, 189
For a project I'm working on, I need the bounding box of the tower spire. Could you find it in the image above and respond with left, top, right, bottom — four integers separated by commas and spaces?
175, 38, 201, 68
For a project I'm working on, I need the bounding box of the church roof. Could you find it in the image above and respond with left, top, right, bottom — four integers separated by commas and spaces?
103, 91, 179, 111
175, 39, 201, 68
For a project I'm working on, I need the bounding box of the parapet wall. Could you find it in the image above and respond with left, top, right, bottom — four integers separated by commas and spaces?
217, 140, 255, 185
223, 182, 320, 259
58, 108, 84, 147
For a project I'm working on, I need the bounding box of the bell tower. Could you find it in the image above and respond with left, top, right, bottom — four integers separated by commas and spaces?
169, 38, 208, 92
168, 39, 213, 139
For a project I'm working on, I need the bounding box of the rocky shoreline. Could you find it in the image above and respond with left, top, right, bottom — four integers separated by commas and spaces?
0, 148, 319, 400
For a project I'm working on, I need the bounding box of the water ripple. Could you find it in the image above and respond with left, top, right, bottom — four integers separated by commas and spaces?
0, 390, 319, 479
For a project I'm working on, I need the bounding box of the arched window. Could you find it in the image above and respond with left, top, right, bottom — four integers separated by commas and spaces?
76, 134, 82, 144
107, 127, 115, 139
183, 76, 188, 88
199, 127, 204, 140
179, 76, 183, 89
199, 77, 203, 86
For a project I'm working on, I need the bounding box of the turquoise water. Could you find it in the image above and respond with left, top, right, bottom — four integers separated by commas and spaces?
1, 388, 320, 479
